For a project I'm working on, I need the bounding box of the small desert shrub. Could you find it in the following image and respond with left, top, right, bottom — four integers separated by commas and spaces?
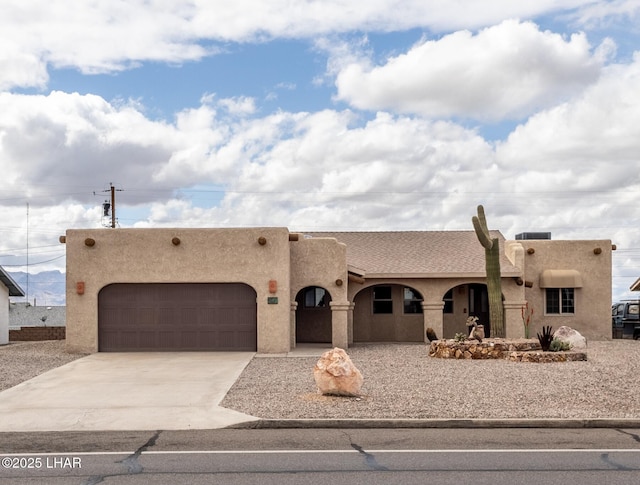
549, 338, 571, 352
454, 333, 467, 342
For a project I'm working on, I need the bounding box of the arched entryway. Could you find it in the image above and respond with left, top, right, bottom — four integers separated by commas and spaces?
295, 286, 332, 343
352, 284, 424, 342
442, 283, 490, 338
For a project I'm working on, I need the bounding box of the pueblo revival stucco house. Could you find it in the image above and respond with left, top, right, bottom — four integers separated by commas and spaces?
61, 227, 613, 354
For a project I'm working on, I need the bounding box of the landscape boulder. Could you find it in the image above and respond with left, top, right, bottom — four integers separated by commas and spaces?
553, 326, 587, 349
313, 348, 363, 397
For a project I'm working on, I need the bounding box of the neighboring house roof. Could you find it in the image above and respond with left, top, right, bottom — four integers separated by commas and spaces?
631, 277, 640, 292
306, 231, 521, 278
0, 265, 25, 297
9, 302, 66, 327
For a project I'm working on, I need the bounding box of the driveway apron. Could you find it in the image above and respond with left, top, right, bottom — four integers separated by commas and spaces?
0, 352, 258, 432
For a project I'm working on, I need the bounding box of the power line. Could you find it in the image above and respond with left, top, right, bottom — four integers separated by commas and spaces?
0, 244, 62, 253
1, 254, 65, 267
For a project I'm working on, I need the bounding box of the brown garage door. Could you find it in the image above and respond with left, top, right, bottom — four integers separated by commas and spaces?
98, 283, 257, 351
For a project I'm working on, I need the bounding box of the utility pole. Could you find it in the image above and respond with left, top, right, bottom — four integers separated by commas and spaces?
26, 202, 29, 304
102, 183, 123, 228
110, 184, 116, 229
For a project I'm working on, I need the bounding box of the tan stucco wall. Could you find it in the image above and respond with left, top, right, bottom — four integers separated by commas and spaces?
289, 236, 348, 346
289, 236, 348, 303
65, 227, 292, 353
294, 299, 332, 343
509, 239, 613, 340
0, 284, 8, 345
351, 284, 423, 342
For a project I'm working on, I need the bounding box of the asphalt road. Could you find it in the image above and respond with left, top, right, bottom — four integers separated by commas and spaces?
1, 428, 640, 484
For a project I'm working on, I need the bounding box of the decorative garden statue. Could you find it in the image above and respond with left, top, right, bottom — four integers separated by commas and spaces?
472, 205, 505, 338
466, 316, 484, 341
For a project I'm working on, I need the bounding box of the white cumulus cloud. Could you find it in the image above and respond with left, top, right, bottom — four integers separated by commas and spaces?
0, 1, 599, 91
496, 51, 640, 177
334, 20, 612, 120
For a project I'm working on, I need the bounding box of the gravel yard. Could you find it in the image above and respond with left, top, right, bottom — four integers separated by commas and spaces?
221, 341, 640, 420
3, 340, 640, 421
0, 341, 87, 392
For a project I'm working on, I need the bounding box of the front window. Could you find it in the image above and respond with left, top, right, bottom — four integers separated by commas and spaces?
372, 286, 393, 314
403, 287, 423, 314
304, 287, 327, 308
546, 288, 575, 314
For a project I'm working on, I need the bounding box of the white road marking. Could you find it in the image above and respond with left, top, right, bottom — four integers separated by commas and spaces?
4, 449, 640, 456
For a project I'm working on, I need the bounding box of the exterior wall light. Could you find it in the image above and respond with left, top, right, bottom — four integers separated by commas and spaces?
172, 237, 181, 246
84, 238, 96, 247
258, 236, 267, 245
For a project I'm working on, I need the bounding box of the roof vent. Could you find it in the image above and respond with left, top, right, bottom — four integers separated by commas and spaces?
515, 232, 551, 240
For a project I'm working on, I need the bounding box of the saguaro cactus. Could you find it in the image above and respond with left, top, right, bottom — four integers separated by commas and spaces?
472, 205, 505, 337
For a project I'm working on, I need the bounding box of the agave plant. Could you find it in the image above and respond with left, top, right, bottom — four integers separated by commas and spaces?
537, 325, 554, 351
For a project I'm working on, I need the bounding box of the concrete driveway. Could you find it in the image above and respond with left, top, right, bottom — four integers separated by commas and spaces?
0, 352, 258, 432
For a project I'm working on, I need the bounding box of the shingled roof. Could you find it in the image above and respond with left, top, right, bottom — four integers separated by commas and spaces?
306, 231, 521, 278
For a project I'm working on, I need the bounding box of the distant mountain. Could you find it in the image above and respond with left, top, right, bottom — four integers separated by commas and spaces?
6, 270, 66, 306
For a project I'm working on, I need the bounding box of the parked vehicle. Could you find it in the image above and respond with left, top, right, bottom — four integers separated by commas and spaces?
612, 300, 640, 339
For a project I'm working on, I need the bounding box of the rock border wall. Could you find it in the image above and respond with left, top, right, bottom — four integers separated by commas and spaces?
428, 339, 587, 362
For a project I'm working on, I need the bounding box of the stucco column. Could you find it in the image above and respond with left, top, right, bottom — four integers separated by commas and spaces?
289, 301, 298, 350
422, 301, 444, 342
503, 300, 527, 339
348, 302, 355, 345
330, 301, 350, 349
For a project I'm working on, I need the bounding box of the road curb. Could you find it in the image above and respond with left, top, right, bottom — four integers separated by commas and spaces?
229, 418, 640, 429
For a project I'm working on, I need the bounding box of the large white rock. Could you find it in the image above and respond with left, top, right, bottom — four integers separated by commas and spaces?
553, 326, 587, 349
313, 348, 363, 397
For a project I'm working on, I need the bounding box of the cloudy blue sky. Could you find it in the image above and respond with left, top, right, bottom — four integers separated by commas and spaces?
1, 0, 639, 304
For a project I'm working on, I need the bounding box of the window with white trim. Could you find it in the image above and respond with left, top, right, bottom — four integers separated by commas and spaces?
545, 288, 575, 314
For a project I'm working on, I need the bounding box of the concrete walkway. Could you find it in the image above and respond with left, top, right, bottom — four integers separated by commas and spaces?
0, 352, 258, 432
